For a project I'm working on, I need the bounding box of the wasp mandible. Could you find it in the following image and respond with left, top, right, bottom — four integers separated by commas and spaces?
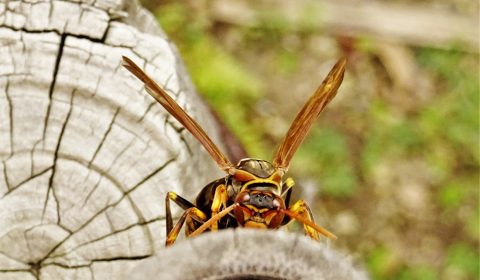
122, 56, 346, 246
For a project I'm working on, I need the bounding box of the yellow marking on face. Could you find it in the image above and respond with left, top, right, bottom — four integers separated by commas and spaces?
246, 205, 259, 213
241, 179, 281, 194
245, 205, 269, 214
235, 170, 284, 194
263, 211, 277, 225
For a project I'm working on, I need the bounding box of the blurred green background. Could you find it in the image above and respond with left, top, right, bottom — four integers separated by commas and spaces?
141, 1, 478, 279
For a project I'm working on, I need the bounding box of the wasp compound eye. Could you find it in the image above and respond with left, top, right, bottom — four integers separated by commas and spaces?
235, 192, 250, 204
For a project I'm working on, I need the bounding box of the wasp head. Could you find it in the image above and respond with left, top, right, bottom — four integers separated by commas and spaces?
230, 158, 285, 229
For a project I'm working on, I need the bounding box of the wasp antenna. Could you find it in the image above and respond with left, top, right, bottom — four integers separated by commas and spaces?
282, 209, 337, 240
189, 204, 237, 237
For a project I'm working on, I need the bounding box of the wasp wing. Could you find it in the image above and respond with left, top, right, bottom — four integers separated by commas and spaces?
122, 56, 234, 173
273, 58, 346, 171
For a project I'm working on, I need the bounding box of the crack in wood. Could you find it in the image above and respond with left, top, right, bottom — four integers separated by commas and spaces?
5, 70, 13, 161
100, 19, 112, 43
41, 89, 74, 225
88, 107, 120, 168
30, 139, 42, 178
28, 260, 41, 279
88, 265, 95, 280
43, 253, 152, 270
48, 216, 165, 260
1, 166, 53, 198
81, 137, 136, 209
127, 157, 176, 194
41, 32, 66, 147
0, 268, 31, 273
1, 160, 11, 192
0, 14, 112, 44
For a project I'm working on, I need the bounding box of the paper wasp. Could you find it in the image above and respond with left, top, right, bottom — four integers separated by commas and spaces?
122, 56, 346, 246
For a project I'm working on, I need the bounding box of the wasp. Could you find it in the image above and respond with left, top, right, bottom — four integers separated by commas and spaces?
122, 56, 346, 246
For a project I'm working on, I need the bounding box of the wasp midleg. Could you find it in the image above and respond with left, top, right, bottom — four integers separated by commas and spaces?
164, 181, 230, 246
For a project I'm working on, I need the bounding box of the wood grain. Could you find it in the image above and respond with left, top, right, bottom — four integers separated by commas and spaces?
0, 0, 222, 278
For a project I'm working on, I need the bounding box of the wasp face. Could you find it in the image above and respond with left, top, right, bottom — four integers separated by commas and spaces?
231, 158, 285, 228
233, 190, 285, 229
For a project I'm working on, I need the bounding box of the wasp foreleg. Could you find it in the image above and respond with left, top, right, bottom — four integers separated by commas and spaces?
210, 184, 228, 231
287, 200, 320, 240
283, 199, 337, 240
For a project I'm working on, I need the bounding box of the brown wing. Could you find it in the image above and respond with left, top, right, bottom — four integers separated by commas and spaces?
273, 58, 347, 172
122, 56, 235, 173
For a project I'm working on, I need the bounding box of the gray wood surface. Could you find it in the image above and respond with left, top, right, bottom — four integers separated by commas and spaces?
0, 1, 366, 279
0, 0, 222, 278
129, 229, 368, 280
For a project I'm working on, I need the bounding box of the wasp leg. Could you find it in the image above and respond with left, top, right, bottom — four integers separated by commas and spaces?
287, 200, 320, 240
165, 192, 196, 236
185, 215, 198, 236
166, 207, 207, 246
210, 184, 228, 231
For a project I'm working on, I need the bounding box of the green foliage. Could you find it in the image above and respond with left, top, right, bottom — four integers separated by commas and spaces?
366, 246, 398, 279
395, 266, 437, 280
417, 48, 479, 166
445, 243, 480, 278
293, 127, 357, 198
277, 50, 300, 74
254, 7, 290, 41
361, 99, 425, 175
437, 175, 478, 211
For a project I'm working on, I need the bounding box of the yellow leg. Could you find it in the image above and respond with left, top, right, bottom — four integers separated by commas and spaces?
288, 200, 320, 240
165, 207, 207, 246
210, 184, 228, 231
165, 191, 196, 236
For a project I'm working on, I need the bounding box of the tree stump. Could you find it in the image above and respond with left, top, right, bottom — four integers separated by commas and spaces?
0, 1, 367, 279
